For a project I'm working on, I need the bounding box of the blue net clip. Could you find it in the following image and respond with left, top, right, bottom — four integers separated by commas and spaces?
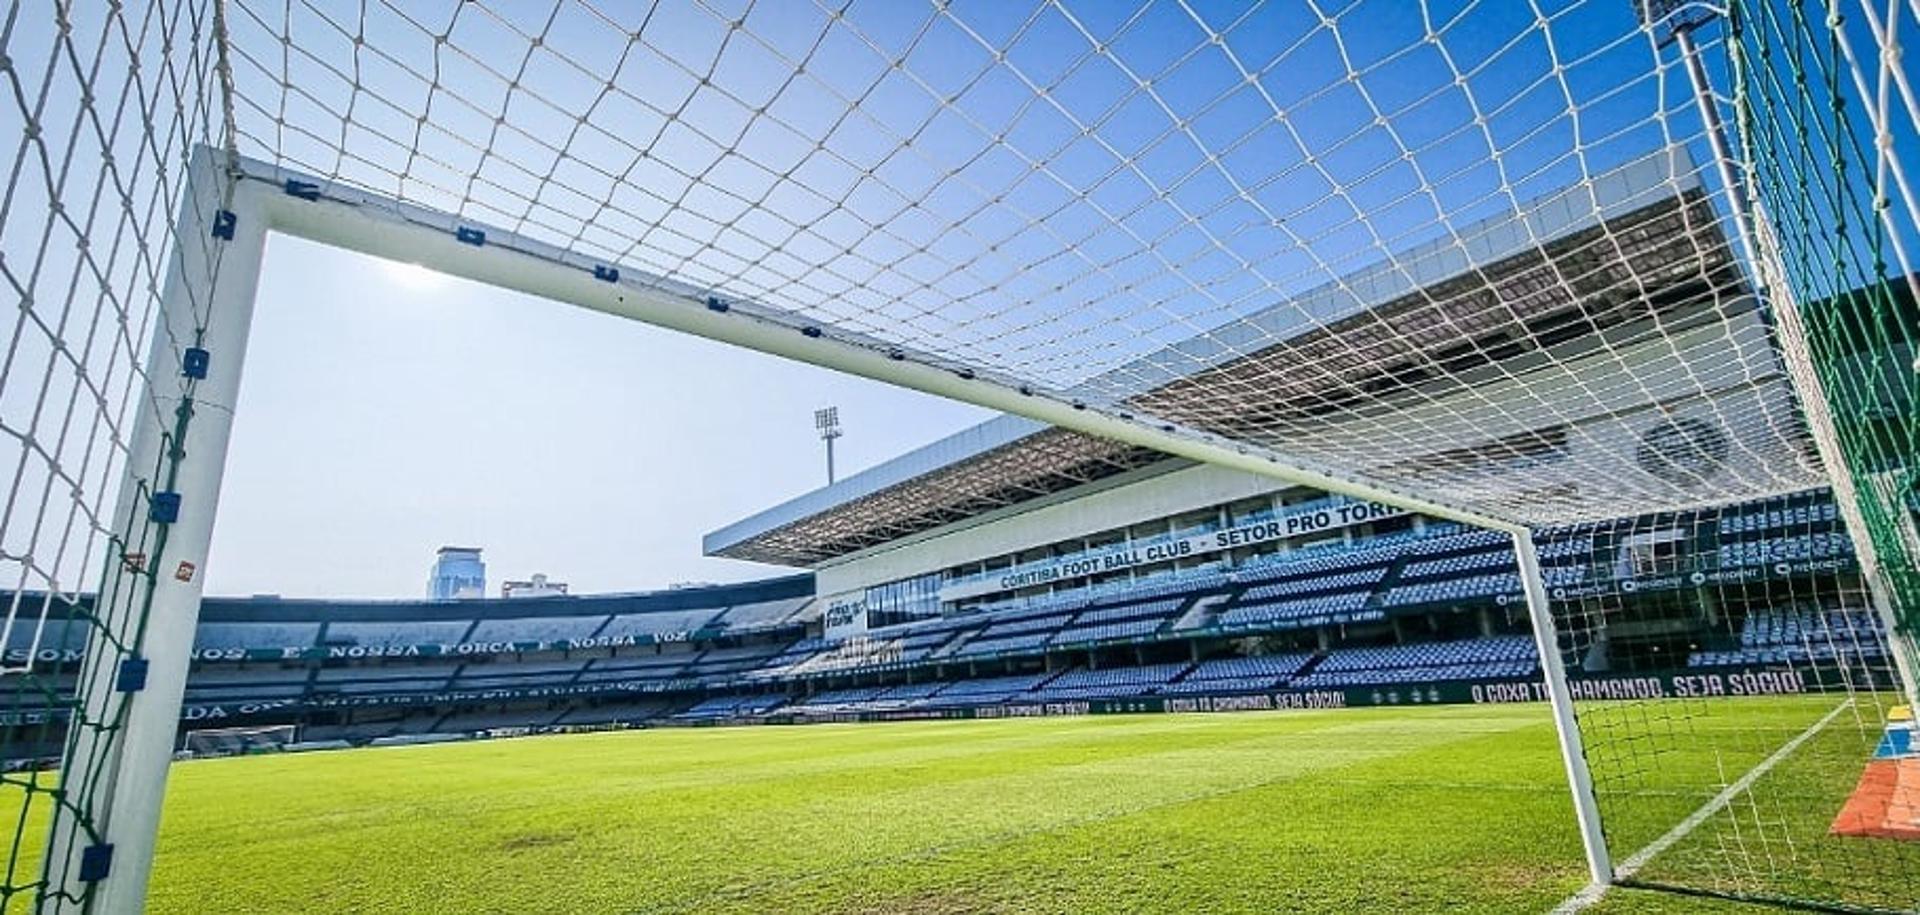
79, 844, 113, 882
149, 491, 181, 525
116, 658, 148, 693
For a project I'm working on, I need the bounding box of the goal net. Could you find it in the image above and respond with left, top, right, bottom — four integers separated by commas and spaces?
1543, 498, 1915, 908
0, 0, 1911, 911
180, 725, 298, 759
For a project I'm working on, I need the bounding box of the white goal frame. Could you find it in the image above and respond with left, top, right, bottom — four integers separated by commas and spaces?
48, 144, 1621, 911
11, 0, 1917, 908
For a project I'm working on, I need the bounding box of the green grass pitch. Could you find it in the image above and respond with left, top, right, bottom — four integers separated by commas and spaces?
113, 698, 1912, 913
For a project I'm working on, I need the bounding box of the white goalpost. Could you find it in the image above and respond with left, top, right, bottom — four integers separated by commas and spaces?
40, 147, 271, 913
1, 0, 1914, 911
44, 146, 1616, 909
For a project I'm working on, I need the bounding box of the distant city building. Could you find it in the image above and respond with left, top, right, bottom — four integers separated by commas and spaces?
428, 547, 486, 601
502, 573, 568, 599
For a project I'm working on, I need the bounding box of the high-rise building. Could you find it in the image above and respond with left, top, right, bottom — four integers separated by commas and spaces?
501, 573, 568, 599
427, 547, 485, 601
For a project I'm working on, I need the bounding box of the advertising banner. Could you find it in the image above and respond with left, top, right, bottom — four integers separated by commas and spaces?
939, 499, 1407, 602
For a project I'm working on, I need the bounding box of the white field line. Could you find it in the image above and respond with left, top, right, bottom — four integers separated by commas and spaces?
1550, 698, 1854, 914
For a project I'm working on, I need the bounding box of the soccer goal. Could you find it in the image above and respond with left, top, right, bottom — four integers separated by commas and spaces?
179, 725, 298, 759
0, 0, 1914, 912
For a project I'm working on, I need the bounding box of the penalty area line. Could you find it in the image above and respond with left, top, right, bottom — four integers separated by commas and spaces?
1550, 698, 1853, 914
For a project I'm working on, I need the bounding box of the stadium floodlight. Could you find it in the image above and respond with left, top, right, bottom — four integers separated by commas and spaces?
0, 1, 1914, 912
816, 407, 844, 486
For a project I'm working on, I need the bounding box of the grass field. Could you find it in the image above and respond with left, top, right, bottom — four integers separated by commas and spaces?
115, 698, 1913, 913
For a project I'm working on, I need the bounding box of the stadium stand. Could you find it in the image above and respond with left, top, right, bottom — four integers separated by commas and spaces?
713, 597, 815, 630
1049, 619, 1165, 646
599, 609, 723, 641
572, 655, 692, 685
1293, 637, 1539, 689
923, 674, 1057, 708
1717, 499, 1841, 536
0, 489, 1889, 749
551, 700, 678, 727
313, 665, 457, 696
436, 708, 565, 734
466, 614, 606, 644
182, 666, 310, 702
960, 631, 1054, 658
192, 621, 321, 654
1, 616, 80, 655
674, 694, 787, 721
878, 682, 945, 702
1234, 529, 1439, 577
788, 688, 888, 714
1716, 532, 1855, 569
449, 659, 586, 690
1031, 664, 1193, 700
689, 645, 786, 679
1216, 592, 1378, 630
1688, 607, 1887, 667
323, 620, 473, 648
1158, 654, 1320, 695
1381, 574, 1523, 608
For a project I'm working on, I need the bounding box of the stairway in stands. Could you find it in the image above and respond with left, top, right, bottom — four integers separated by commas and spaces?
1366, 552, 1415, 610
930, 627, 979, 660
1289, 652, 1330, 681
1169, 591, 1235, 631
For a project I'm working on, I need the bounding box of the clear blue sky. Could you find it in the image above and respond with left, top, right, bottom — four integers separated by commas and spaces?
203, 234, 993, 599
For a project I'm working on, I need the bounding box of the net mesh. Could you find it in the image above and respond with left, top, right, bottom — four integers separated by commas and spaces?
1539, 3, 1920, 908
1731, 0, 1920, 690
1544, 496, 1918, 908
0, 0, 1911, 911
218, 0, 1822, 525
0, 0, 226, 910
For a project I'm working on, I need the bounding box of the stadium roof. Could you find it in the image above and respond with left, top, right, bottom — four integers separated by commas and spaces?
706, 149, 1750, 567
703, 416, 1168, 565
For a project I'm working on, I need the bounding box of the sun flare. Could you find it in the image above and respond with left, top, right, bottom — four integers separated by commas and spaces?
382, 259, 446, 291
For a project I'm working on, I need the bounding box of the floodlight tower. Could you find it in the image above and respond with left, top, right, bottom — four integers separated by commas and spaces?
815, 406, 843, 485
